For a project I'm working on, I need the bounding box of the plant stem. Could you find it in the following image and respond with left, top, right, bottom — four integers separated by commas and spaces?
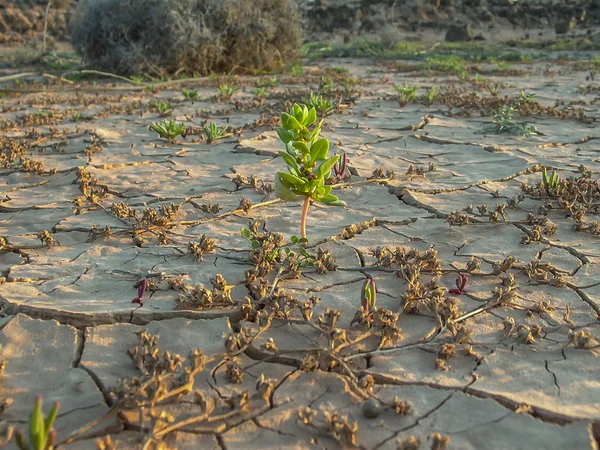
300, 195, 310, 239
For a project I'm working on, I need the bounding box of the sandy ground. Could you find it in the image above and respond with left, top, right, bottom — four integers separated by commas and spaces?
0, 51, 599, 450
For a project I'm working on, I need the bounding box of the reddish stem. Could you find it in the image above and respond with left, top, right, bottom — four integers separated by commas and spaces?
300, 195, 310, 240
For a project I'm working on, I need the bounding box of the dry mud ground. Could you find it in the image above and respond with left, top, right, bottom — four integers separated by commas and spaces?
0, 51, 600, 450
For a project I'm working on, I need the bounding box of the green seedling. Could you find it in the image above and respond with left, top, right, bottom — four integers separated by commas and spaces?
15, 397, 59, 450
319, 76, 335, 93
519, 90, 535, 104
251, 86, 269, 101
240, 228, 314, 266
304, 92, 336, 117
202, 122, 230, 143
484, 105, 537, 137
149, 100, 172, 117
361, 274, 376, 315
394, 83, 418, 107
341, 77, 360, 95
423, 86, 439, 106
542, 167, 563, 195
274, 103, 346, 239
70, 111, 82, 122
217, 83, 239, 99
182, 88, 200, 102
255, 77, 279, 88
488, 82, 501, 97
149, 119, 186, 141
289, 62, 305, 77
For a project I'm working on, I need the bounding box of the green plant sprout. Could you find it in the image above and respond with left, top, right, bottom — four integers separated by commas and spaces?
217, 83, 239, 99
319, 76, 335, 93
394, 83, 418, 107
304, 92, 337, 117
182, 88, 200, 102
149, 119, 186, 141
240, 228, 314, 266
488, 83, 501, 97
70, 111, 82, 122
149, 100, 172, 117
542, 167, 563, 195
202, 122, 230, 143
15, 397, 59, 450
423, 86, 439, 106
484, 104, 537, 137
251, 86, 269, 101
274, 103, 346, 239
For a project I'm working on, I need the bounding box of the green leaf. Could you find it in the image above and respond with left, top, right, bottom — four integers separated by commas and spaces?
320, 193, 347, 206
240, 228, 252, 241
310, 138, 329, 162
251, 240, 261, 249
291, 235, 299, 244
276, 127, 294, 144
292, 141, 311, 156
43, 402, 59, 440
275, 174, 302, 202
307, 119, 323, 143
316, 154, 339, 179
292, 104, 304, 122
279, 172, 306, 188
287, 115, 302, 133
304, 107, 317, 126
278, 151, 299, 171
281, 112, 291, 130
317, 185, 333, 197
29, 398, 44, 450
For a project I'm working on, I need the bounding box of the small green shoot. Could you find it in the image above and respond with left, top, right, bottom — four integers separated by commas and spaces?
251, 86, 269, 101
182, 88, 200, 102
304, 92, 337, 117
274, 103, 346, 239
202, 122, 230, 143
394, 83, 418, 107
70, 111, 82, 122
149, 119, 186, 141
488, 83, 501, 97
319, 76, 335, 93
217, 84, 239, 100
15, 397, 59, 450
542, 167, 563, 196
240, 228, 314, 266
149, 100, 172, 117
484, 105, 537, 137
423, 86, 439, 106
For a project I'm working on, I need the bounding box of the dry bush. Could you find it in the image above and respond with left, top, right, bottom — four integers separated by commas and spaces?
70, 0, 302, 76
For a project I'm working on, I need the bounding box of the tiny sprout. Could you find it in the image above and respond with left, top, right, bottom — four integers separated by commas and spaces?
448, 274, 468, 295
217, 83, 239, 100
251, 86, 269, 101
304, 92, 337, 117
182, 88, 200, 102
15, 397, 59, 450
149, 119, 186, 141
70, 111, 82, 122
542, 167, 563, 196
394, 82, 418, 107
202, 122, 230, 143
149, 100, 172, 117
361, 274, 376, 315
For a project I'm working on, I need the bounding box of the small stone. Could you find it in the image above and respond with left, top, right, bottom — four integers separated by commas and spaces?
362, 398, 382, 419
445, 23, 474, 42
555, 17, 576, 35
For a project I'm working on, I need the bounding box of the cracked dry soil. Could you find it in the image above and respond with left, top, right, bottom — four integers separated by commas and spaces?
0, 55, 599, 450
